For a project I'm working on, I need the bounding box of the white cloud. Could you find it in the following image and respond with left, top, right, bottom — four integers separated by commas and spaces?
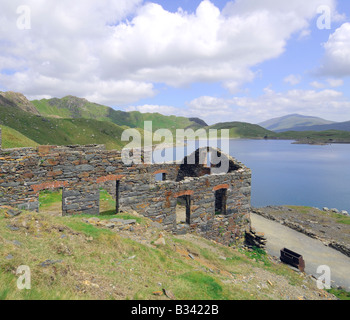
298, 29, 311, 40
319, 22, 350, 77
284, 74, 302, 86
0, 0, 339, 105
0, 72, 155, 105
310, 81, 325, 89
327, 78, 344, 88
126, 105, 179, 115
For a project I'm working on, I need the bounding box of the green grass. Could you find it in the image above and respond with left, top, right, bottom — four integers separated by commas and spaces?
327, 288, 350, 300
336, 217, 350, 225
0, 125, 38, 149
64, 219, 114, 238
0, 205, 331, 300
239, 246, 271, 267
31, 99, 74, 119
99, 188, 117, 214
287, 205, 314, 215
287, 205, 350, 225
176, 272, 224, 300
39, 190, 62, 210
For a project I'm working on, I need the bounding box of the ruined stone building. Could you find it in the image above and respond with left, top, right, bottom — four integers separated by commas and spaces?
0, 128, 252, 246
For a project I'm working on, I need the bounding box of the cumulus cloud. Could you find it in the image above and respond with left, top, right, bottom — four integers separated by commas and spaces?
318, 22, 350, 77
0, 0, 339, 106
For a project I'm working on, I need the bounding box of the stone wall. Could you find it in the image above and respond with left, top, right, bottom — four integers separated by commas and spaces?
0, 144, 252, 246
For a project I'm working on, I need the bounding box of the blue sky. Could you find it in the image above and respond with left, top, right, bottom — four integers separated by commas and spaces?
1, 0, 350, 124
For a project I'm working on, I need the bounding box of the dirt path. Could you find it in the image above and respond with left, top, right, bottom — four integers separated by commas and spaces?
251, 213, 350, 290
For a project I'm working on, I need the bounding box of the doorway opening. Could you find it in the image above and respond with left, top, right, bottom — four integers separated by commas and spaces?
98, 180, 120, 215
215, 188, 227, 215
38, 188, 63, 216
176, 195, 191, 225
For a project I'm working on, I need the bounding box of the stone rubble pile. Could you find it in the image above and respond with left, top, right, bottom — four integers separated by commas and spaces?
245, 226, 267, 249
82, 217, 137, 231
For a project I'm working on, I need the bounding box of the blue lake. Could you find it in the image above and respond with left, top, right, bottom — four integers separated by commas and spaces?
154, 139, 350, 212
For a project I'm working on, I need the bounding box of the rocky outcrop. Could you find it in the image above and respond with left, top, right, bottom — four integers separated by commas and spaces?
0, 91, 40, 115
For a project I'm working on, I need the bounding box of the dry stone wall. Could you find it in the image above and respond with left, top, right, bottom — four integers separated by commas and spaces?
0, 134, 252, 246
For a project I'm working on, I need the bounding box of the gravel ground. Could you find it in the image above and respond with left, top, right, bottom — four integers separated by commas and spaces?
251, 206, 350, 291
252, 206, 350, 257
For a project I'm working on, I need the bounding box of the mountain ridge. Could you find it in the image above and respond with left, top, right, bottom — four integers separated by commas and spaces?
31, 95, 203, 133
258, 114, 337, 132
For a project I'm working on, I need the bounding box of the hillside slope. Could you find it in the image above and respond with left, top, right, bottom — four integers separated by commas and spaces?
31, 96, 202, 133
0, 102, 130, 150
0, 92, 40, 115
209, 122, 274, 139
0, 125, 39, 149
0, 205, 336, 300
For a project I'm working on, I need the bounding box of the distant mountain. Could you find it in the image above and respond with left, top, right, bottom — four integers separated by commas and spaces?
31, 96, 204, 134
258, 114, 336, 132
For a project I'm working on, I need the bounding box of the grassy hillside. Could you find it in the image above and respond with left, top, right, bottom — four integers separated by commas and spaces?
0, 125, 39, 149
0, 203, 336, 300
32, 96, 111, 121
0, 103, 130, 150
276, 130, 350, 144
32, 96, 200, 134
209, 122, 274, 139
